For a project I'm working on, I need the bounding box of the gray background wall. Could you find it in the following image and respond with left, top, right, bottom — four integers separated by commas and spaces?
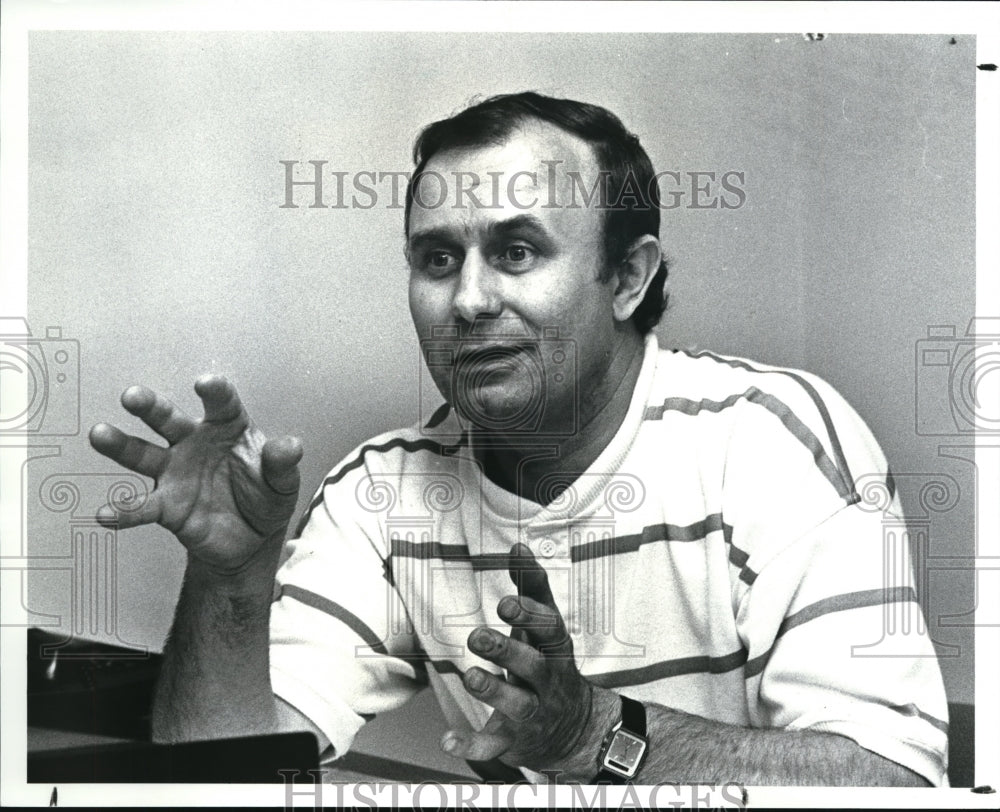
25, 32, 974, 769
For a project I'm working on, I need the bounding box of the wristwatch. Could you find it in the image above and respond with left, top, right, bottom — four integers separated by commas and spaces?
593, 694, 648, 784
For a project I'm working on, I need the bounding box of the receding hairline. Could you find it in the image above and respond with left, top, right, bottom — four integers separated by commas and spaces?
406, 118, 607, 233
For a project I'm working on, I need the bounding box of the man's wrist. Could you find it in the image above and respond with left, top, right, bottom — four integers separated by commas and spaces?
550, 684, 622, 783
184, 536, 284, 602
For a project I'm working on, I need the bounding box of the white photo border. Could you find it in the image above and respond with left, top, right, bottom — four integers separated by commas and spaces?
2, 1, 997, 808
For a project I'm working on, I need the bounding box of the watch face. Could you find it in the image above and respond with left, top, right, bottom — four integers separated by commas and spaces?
605, 730, 647, 774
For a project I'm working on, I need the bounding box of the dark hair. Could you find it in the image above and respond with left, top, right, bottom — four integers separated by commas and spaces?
405, 91, 669, 333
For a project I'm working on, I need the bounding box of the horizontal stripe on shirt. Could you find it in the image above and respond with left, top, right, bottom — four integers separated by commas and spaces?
676, 350, 858, 500
279, 565, 943, 736
744, 586, 919, 678
889, 702, 949, 735
388, 516, 759, 583
277, 584, 390, 655
282, 582, 921, 690
588, 647, 750, 688
294, 434, 468, 536
644, 386, 855, 504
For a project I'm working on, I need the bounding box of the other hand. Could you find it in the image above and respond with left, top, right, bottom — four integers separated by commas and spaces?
441, 543, 618, 779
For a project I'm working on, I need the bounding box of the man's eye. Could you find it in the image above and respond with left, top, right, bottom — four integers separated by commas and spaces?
425, 251, 458, 273
499, 245, 535, 264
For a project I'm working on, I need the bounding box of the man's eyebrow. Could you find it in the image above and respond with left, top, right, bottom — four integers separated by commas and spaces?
407, 227, 464, 253
486, 214, 550, 240
407, 215, 552, 253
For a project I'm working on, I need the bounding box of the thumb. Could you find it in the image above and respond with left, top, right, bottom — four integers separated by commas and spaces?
261, 436, 303, 495
508, 542, 556, 607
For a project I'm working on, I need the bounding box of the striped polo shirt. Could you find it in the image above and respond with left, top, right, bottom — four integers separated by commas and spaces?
269, 334, 949, 785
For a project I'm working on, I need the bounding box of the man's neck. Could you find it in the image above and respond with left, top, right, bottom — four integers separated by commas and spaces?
475, 330, 647, 504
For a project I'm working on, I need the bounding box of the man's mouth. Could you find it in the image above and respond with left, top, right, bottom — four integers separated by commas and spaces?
458, 341, 532, 359
449, 340, 547, 429
456, 342, 537, 376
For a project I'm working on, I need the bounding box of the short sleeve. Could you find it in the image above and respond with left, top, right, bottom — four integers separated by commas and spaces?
737, 505, 949, 785
269, 448, 427, 759
722, 370, 949, 785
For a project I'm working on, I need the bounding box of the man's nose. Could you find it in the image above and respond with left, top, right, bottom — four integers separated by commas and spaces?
451, 250, 501, 323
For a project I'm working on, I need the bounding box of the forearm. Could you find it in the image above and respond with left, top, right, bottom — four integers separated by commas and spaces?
152, 550, 281, 743
553, 689, 929, 786
633, 701, 930, 786
448, 546, 936, 787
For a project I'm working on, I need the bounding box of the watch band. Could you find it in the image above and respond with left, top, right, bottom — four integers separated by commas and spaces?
620, 694, 646, 735
593, 694, 648, 784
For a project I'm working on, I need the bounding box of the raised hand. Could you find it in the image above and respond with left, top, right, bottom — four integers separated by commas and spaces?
440, 543, 619, 779
89, 375, 302, 576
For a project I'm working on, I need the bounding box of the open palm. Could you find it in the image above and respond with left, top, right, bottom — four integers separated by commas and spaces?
90, 375, 302, 575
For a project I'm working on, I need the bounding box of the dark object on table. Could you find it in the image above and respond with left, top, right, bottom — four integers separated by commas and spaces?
27, 628, 163, 740
948, 702, 974, 788
27, 731, 319, 783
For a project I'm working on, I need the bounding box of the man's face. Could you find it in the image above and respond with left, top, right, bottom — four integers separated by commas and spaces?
407, 121, 624, 439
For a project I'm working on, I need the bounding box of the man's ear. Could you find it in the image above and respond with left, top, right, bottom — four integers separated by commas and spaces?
612, 235, 662, 323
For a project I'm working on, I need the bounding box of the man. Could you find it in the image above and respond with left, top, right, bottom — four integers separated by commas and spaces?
90, 93, 948, 786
